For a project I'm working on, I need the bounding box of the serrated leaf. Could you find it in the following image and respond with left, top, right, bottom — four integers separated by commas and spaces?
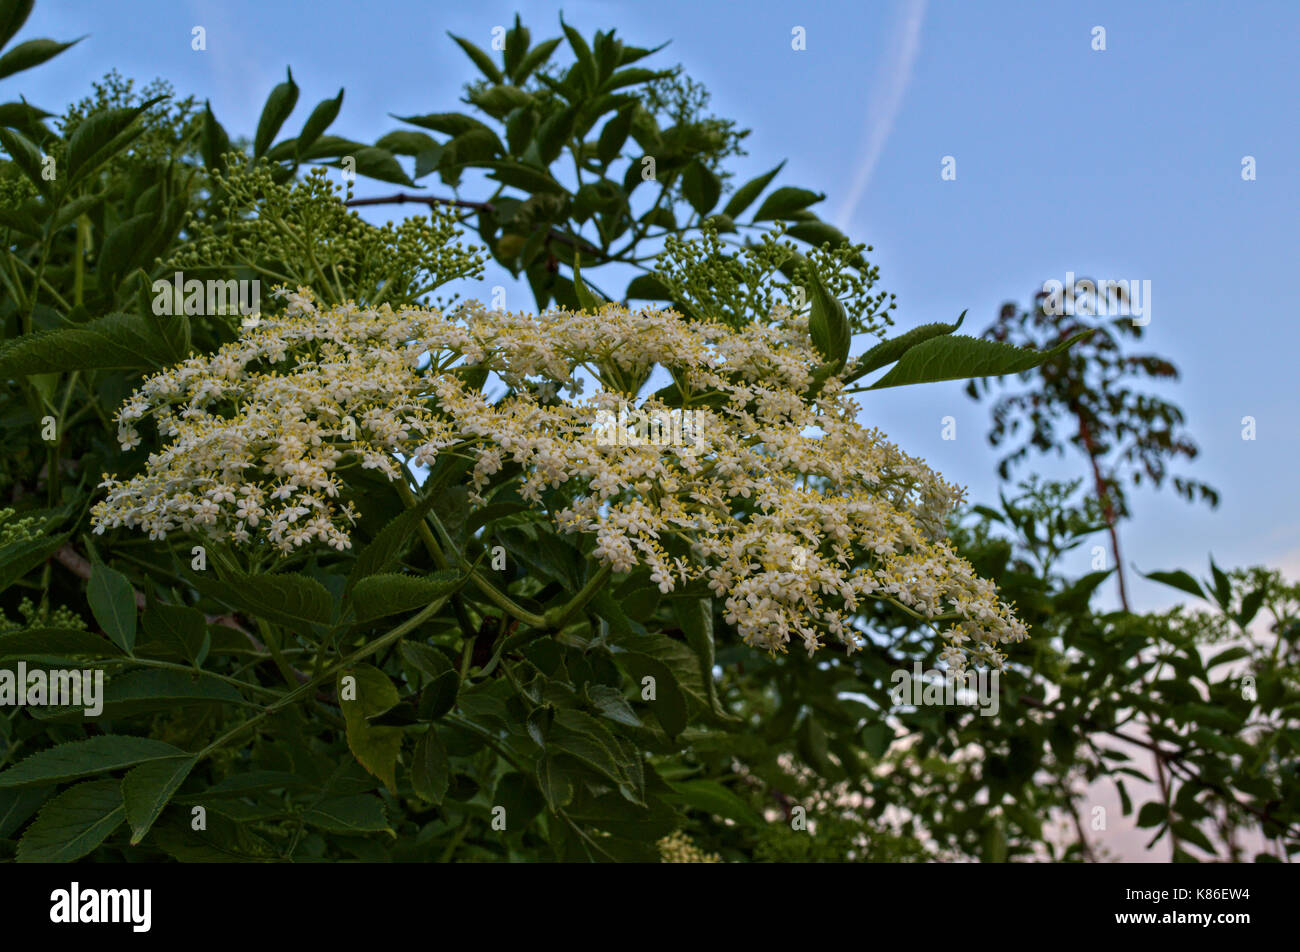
585, 683, 642, 728
87, 562, 136, 653
666, 778, 762, 827
32, 669, 245, 720
122, 755, 197, 844
16, 779, 125, 862
866, 330, 1093, 390
0, 784, 49, 837
193, 571, 331, 634
140, 600, 208, 666
0, 735, 184, 788
347, 570, 461, 624
410, 727, 449, 804
304, 794, 392, 834
0, 626, 121, 661
0, 311, 172, 375
64, 98, 160, 187
0, 125, 47, 197
0, 527, 69, 594
844, 313, 966, 383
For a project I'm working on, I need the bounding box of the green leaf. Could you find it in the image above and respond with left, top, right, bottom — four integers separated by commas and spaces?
596, 103, 636, 166
0, 736, 185, 788
844, 313, 966, 383
201, 100, 231, 172
623, 274, 675, 303
786, 219, 853, 252
122, 755, 197, 844
374, 129, 437, 156
482, 159, 568, 195
0, 0, 34, 52
0, 125, 47, 197
1140, 569, 1206, 601
16, 779, 125, 862
0, 311, 175, 375
87, 562, 136, 653
537, 754, 574, 811
666, 778, 762, 827
866, 330, 1093, 390
417, 669, 459, 722
1057, 568, 1114, 612
304, 794, 392, 834
559, 15, 596, 90
617, 650, 688, 739
493, 771, 545, 831
141, 600, 208, 666
35, 670, 245, 720
1206, 645, 1251, 669
547, 708, 629, 785
410, 727, 450, 804
0, 626, 121, 661
681, 158, 721, 216
97, 212, 157, 287
1136, 800, 1167, 829
0, 527, 70, 594
347, 570, 462, 625
513, 37, 562, 85
0, 36, 80, 81
1236, 587, 1266, 628
808, 277, 850, 371
0, 785, 49, 837
253, 67, 299, 158
329, 146, 414, 187
1209, 557, 1232, 610
340, 665, 402, 793
394, 111, 492, 137
752, 185, 824, 222
449, 33, 503, 83
64, 98, 161, 187
672, 597, 735, 722
584, 683, 642, 728
296, 88, 344, 157
722, 161, 786, 218
572, 254, 604, 313
193, 572, 331, 634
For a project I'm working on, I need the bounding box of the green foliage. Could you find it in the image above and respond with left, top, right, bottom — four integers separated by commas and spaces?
0, 1, 1291, 866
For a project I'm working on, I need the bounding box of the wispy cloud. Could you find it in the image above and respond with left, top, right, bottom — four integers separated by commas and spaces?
834, 0, 927, 230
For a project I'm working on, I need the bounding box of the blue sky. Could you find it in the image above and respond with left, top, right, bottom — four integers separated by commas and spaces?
22, 0, 1300, 612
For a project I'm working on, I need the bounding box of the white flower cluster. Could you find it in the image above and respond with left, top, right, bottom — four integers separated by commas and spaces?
92, 288, 1026, 667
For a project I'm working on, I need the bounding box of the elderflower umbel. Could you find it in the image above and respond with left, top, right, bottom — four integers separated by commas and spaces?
92, 289, 1026, 668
